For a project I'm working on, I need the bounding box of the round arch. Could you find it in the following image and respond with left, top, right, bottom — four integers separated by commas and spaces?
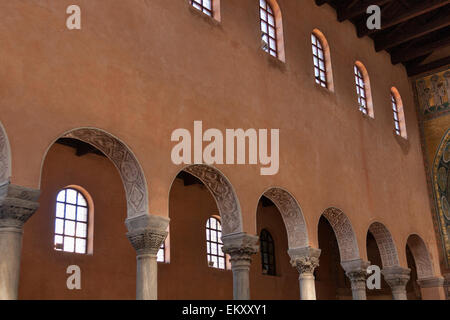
40, 127, 149, 219
174, 164, 243, 235
406, 234, 434, 280
0, 121, 12, 184
261, 187, 308, 249
321, 207, 360, 261
367, 222, 400, 268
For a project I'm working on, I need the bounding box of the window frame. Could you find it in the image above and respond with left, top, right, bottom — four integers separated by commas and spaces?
390, 87, 407, 139
354, 65, 368, 115
260, 0, 278, 58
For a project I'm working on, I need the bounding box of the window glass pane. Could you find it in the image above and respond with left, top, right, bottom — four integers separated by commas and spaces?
57, 190, 65, 202
76, 222, 87, 238
66, 189, 77, 204
66, 204, 76, 220
55, 218, 64, 234
56, 203, 65, 218
77, 193, 87, 206
75, 238, 86, 254
65, 220, 76, 236
77, 207, 88, 222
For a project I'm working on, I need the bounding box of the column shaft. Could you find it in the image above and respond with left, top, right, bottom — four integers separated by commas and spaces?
136, 253, 158, 300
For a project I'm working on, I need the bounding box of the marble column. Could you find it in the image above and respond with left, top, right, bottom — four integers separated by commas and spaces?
382, 266, 410, 300
222, 232, 259, 300
125, 213, 169, 300
0, 183, 40, 300
288, 246, 321, 300
341, 259, 370, 300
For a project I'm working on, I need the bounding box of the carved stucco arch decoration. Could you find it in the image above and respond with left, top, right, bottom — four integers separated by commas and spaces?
0, 121, 12, 184
262, 187, 308, 249
322, 207, 360, 262
182, 164, 243, 235
56, 128, 149, 218
368, 222, 400, 268
406, 234, 434, 280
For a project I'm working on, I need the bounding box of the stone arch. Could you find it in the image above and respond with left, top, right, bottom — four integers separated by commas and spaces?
261, 187, 308, 249
179, 164, 243, 235
42, 127, 148, 218
406, 234, 434, 280
368, 222, 400, 268
321, 207, 359, 261
0, 121, 12, 184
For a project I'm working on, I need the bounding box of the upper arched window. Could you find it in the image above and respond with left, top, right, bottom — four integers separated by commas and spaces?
354, 61, 374, 117
260, 229, 276, 275
311, 29, 333, 90
259, 0, 285, 61
206, 216, 226, 269
54, 187, 91, 254
190, 0, 220, 21
391, 87, 407, 139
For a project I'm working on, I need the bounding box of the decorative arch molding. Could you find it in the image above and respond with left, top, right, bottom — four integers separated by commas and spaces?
406, 234, 434, 279
368, 222, 400, 268
262, 187, 308, 249
0, 122, 11, 184
182, 164, 243, 235
322, 207, 359, 261
432, 128, 450, 267
52, 127, 149, 218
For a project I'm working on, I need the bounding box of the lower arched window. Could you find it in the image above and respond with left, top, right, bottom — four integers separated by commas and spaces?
54, 187, 90, 254
206, 217, 225, 269
260, 229, 276, 275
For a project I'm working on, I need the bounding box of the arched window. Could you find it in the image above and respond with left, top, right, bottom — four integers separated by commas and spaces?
260, 0, 277, 58
54, 187, 90, 254
391, 87, 407, 138
311, 29, 333, 89
354, 61, 374, 117
206, 216, 225, 269
260, 229, 276, 275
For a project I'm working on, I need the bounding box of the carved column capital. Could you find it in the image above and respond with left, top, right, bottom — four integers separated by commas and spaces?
125, 214, 169, 256
417, 276, 445, 288
288, 246, 321, 275
0, 183, 40, 229
222, 232, 258, 265
342, 259, 370, 292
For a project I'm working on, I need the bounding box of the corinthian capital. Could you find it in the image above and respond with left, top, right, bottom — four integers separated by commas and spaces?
222, 232, 259, 263
288, 246, 321, 275
382, 266, 410, 289
0, 183, 40, 229
341, 259, 370, 287
125, 214, 169, 256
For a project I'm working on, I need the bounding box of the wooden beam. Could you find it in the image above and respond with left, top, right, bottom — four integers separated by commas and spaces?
407, 56, 450, 76
375, 9, 450, 51
338, 0, 391, 22
358, 0, 450, 37
391, 34, 450, 64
